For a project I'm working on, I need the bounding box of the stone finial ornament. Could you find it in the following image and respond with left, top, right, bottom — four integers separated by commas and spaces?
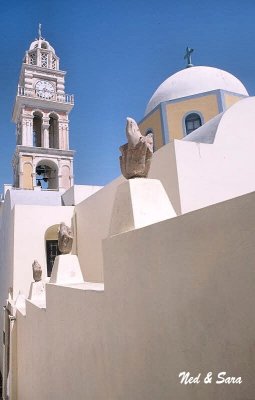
32, 260, 42, 282
58, 222, 73, 254
119, 117, 153, 179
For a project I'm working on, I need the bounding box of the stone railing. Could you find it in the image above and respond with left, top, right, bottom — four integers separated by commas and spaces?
17, 86, 74, 105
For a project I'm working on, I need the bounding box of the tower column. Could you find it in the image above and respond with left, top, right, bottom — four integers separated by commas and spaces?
58, 121, 68, 150
42, 118, 50, 148
66, 124, 69, 150
21, 116, 33, 146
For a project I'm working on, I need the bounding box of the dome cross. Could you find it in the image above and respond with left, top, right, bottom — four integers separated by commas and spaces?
184, 47, 194, 68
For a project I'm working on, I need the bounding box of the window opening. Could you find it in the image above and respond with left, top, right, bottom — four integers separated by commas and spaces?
29, 53, 36, 65
185, 113, 202, 135
41, 52, 48, 68
46, 240, 60, 276
52, 57, 57, 70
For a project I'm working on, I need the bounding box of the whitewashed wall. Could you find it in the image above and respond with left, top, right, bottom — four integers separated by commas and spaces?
150, 97, 255, 214
75, 176, 124, 282
15, 191, 255, 399
12, 205, 74, 299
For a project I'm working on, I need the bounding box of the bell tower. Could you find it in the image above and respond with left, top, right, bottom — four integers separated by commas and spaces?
12, 26, 74, 190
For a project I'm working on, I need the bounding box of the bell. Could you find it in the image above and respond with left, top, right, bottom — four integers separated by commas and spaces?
36, 167, 44, 175
37, 180, 41, 187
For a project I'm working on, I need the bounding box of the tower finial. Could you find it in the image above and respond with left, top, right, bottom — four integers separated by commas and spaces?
38, 23, 42, 40
184, 46, 194, 68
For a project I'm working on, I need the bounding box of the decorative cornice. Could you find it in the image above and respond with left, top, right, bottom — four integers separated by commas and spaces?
15, 145, 75, 158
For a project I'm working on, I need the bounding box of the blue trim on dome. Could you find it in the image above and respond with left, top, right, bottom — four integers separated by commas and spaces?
145, 89, 248, 115
160, 103, 169, 144
217, 91, 224, 112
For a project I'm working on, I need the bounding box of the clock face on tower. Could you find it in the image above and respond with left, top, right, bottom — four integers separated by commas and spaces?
35, 80, 55, 99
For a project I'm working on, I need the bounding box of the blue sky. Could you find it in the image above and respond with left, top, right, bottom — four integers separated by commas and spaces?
0, 0, 255, 189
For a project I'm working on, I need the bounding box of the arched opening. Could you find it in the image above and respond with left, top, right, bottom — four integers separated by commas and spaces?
185, 113, 202, 135
41, 42, 48, 49
49, 114, 59, 149
33, 112, 43, 147
45, 224, 61, 277
36, 160, 58, 190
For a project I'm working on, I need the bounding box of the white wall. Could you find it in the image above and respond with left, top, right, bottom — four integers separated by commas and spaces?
0, 191, 15, 372
62, 184, 103, 206
149, 142, 181, 215
5, 96, 255, 396
6, 187, 65, 206
12, 204, 74, 299
75, 176, 124, 282
14, 191, 255, 399
150, 97, 255, 214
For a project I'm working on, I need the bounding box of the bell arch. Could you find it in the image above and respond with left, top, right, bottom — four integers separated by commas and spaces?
36, 159, 58, 190
33, 111, 43, 147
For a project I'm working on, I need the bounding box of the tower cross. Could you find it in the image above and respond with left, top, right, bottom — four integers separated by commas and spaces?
38, 23, 42, 39
184, 47, 194, 68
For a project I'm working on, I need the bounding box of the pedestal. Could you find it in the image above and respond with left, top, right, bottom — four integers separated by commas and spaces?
49, 254, 84, 285
109, 178, 176, 236
28, 281, 46, 307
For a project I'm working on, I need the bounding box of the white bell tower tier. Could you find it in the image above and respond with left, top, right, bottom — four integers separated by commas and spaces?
12, 28, 74, 190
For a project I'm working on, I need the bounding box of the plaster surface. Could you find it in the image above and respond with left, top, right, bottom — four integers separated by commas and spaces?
75, 176, 124, 282
109, 178, 176, 236
28, 281, 46, 308
15, 191, 255, 400
12, 204, 74, 299
49, 255, 84, 285
149, 96, 255, 214
62, 184, 102, 206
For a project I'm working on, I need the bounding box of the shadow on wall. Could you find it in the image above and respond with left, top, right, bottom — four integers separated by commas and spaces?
0, 371, 2, 398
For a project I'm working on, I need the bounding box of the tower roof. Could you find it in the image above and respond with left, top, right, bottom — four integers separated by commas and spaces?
145, 66, 248, 115
29, 38, 56, 54
24, 29, 59, 71
28, 24, 56, 54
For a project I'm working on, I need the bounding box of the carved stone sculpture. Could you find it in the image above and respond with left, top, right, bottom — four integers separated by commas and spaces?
32, 260, 42, 282
58, 222, 73, 254
119, 117, 153, 179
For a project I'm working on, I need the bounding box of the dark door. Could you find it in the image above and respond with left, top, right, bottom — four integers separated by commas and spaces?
46, 240, 61, 276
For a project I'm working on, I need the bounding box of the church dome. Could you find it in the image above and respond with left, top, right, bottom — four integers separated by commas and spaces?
145, 66, 248, 115
29, 39, 55, 54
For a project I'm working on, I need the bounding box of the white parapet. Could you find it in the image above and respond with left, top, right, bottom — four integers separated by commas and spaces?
109, 178, 176, 236
49, 254, 84, 285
